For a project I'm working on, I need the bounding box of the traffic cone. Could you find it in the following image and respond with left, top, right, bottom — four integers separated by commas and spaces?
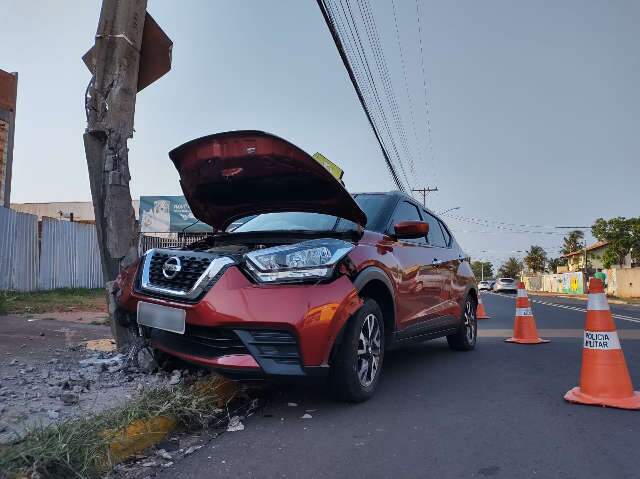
505, 282, 549, 344
564, 278, 640, 409
476, 294, 490, 320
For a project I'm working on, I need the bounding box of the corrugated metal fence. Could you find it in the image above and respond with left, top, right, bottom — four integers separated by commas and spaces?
1, 206, 213, 292
0, 207, 38, 291
0, 206, 104, 291
38, 217, 103, 290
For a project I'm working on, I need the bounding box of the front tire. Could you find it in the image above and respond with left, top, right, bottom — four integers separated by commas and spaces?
447, 295, 477, 351
330, 298, 385, 402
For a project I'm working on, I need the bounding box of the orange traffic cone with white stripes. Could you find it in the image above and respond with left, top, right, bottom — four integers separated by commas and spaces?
476, 294, 490, 320
564, 278, 640, 409
505, 282, 549, 344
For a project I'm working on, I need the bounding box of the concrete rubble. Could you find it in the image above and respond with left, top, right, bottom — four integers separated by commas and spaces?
0, 344, 199, 444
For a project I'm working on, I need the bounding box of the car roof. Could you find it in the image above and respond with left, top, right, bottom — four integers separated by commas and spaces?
353, 191, 441, 219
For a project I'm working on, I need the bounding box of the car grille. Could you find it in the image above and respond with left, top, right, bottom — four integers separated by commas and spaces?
150, 326, 249, 359
139, 249, 235, 301
148, 251, 212, 293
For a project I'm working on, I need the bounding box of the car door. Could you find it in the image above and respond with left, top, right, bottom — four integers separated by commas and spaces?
385, 200, 442, 331
422, 211, 459, 318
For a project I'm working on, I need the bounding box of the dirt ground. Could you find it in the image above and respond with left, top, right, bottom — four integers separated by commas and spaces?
0, 314, 150, 442
0, 311, 257, 478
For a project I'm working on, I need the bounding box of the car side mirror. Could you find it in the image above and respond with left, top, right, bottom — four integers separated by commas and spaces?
394, 221, 429, 239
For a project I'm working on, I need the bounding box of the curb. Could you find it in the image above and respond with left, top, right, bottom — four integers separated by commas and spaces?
105, 375, 240, 465
108, 416, 177, 463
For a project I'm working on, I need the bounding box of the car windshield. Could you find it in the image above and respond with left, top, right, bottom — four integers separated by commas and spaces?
231, 194, 387, 233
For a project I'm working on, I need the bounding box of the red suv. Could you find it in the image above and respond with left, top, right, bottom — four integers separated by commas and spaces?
115, 131, 478, 401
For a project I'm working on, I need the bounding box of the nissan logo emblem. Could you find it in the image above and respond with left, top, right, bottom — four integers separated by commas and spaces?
162, 256, 182, 279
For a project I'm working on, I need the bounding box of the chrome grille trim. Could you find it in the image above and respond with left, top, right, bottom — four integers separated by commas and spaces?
140, 249, 235, 300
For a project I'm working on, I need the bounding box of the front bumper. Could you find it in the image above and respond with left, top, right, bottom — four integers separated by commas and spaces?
117, 265, 362, 377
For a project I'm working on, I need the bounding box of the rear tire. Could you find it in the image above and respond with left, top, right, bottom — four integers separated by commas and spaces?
447, 295, 477, 351
330, 298, 385, 402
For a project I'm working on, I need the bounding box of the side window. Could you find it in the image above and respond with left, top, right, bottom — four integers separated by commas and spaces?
388, 201, 426, 244
423, 212, 447, 247
439, 220, 452, 247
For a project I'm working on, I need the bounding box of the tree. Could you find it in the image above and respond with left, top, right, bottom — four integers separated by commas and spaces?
547, 257, 566, 273
560, 230, 584, 256
471, 261, 494, 280
498, 257, 523, 279
592, 217, 640, 268
524, 245, 547, 274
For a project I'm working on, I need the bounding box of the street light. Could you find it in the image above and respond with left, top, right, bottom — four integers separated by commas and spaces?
438, 206, 461, 216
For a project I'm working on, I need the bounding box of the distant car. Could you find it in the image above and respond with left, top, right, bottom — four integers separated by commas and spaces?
478, 281, 492, 291
493, 278, 518, 293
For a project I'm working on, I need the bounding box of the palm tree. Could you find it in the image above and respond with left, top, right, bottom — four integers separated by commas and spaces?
498, 257, 523, 279
547, 257, 566, 273
560, 230, 584, 256
524, 245, 547, 274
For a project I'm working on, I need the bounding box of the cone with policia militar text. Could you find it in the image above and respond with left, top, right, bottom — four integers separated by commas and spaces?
505, 282, 549, 344
564, 278, 640, 409
476, 294, 490, 320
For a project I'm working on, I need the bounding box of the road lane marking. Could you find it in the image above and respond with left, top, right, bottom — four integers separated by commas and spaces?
483, 292, 640, 324
478, 329, 640, 339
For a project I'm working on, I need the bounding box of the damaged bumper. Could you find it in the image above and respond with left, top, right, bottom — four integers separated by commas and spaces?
116, 265, 362, 378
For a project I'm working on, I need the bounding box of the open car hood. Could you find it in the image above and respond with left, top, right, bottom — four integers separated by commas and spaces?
169, 130, 367, 231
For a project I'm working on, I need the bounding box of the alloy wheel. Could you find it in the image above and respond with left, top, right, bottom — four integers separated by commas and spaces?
357, 313, 382, 387
464, 299, 477, 344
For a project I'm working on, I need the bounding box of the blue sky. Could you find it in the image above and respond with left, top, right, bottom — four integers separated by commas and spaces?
2, 1, 639, 267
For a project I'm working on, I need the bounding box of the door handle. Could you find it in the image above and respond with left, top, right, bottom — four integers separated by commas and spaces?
432, 258, 442, 265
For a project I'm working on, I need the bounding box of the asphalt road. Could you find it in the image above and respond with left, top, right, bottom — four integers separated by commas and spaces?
159, 293, 640, 479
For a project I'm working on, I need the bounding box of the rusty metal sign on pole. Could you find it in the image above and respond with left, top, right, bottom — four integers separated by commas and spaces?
83, 12, 172, 92
82, 0, 171, 349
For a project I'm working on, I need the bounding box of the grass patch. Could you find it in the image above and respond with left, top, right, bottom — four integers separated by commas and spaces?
0, 376, 243, 479
0, 291, 10, 315
0, 288, 106, 315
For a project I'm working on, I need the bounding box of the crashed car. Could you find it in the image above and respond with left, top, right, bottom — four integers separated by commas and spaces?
115, 130, 478, 401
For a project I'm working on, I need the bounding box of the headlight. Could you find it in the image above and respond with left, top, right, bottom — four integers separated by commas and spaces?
244, 239, 354, 283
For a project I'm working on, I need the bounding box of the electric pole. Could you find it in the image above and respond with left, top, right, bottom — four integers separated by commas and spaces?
83, 0, 171, 350
411, 186, 438, 206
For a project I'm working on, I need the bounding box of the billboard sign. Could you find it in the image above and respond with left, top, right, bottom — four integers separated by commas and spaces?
139, 196, 212, 233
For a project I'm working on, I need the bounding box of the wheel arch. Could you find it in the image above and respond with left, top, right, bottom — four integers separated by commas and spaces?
328, 267, 396, 365
352, 267, 396, 336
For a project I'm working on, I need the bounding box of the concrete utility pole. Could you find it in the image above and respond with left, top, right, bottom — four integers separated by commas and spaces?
411, 186, 438, 207
83, 0, 172, 350
83, 0, 148, 349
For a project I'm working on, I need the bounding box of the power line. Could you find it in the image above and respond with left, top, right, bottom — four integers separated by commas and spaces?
339, 0, 411, 189
391, 0, 421, 179
317, 0, 405, 191
414, 0, 436, 185
356, 0, 415, 182
447, 214, 592, 232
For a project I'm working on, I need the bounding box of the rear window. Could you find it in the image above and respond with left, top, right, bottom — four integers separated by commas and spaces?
500, 278, 515, 283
